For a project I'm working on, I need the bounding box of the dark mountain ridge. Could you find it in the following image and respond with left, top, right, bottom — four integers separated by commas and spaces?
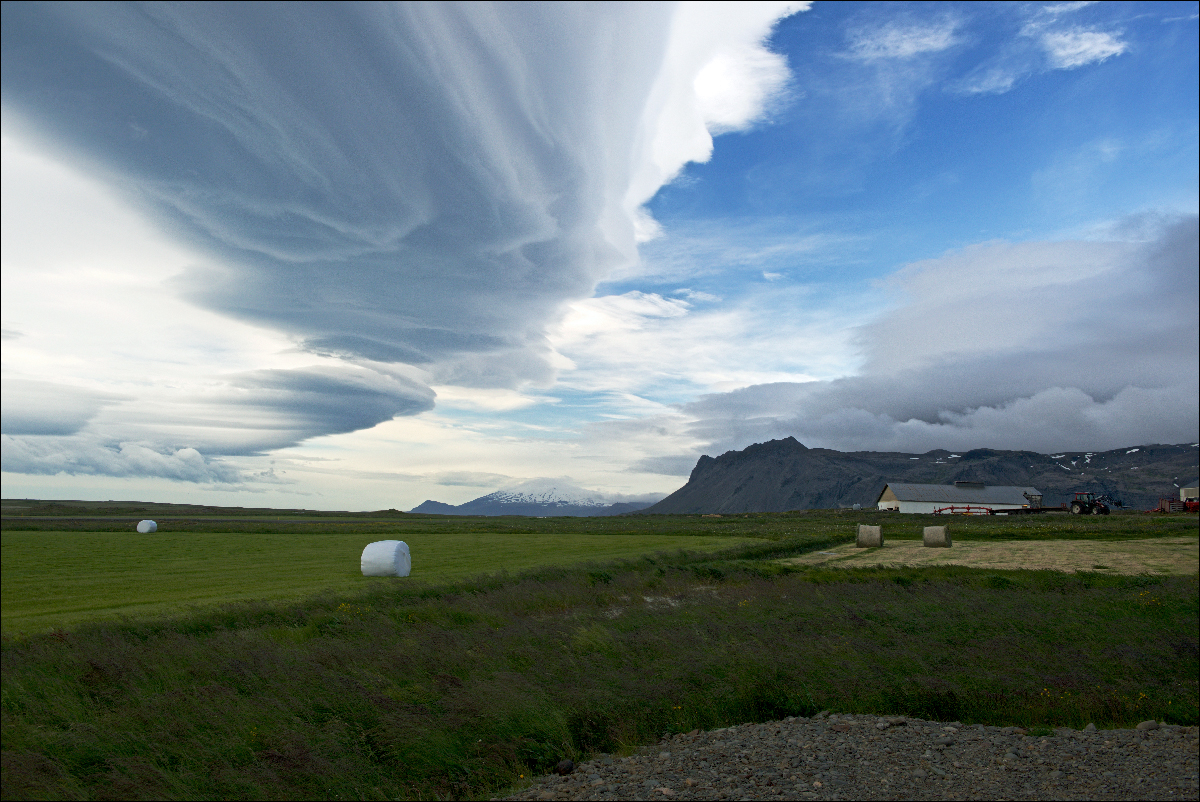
644, 438, 1199, 514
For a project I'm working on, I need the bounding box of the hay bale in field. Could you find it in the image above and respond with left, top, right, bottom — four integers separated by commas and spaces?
361, 540, 411, 577
136, 520, 157, 533
923, 525, 951, 548
856, 524, 882, 548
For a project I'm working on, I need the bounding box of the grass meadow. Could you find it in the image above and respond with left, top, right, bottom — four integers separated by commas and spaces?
0, 530, 759, 634
1, 506, 1196, 799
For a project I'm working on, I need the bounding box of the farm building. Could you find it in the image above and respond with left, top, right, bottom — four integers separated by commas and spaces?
876, 481, 1042, 514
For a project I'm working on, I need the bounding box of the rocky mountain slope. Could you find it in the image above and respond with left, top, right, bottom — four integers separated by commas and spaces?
411, 479, 659, 517
644, 438, 1199, 514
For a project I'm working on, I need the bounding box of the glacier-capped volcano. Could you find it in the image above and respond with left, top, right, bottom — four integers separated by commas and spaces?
485, 479, 612, 508
410, 478, 663, 516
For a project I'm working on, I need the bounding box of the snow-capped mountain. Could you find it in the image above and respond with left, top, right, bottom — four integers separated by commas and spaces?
410, 478, 663, 517
486, 479, 611, 508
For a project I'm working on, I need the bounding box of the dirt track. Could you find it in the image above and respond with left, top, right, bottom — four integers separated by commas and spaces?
779, 537, 1198, 575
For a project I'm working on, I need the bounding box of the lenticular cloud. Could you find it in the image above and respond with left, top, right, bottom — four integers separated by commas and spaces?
0, 1, 807, 480
2, 1, 805, 390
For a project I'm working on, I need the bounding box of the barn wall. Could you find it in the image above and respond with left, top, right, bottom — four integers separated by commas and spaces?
896, 501, 1028, 514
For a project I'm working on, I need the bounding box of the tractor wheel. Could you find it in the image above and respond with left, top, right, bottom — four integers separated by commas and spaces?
1091, 505, 1103, 515
1070, 502, 1083, 514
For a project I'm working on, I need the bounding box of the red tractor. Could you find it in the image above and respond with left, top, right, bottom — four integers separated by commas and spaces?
1069, 492, 1111, 515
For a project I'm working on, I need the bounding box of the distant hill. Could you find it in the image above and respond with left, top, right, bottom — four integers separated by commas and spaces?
643, 438, 1199, 514
410, 478, 660, 517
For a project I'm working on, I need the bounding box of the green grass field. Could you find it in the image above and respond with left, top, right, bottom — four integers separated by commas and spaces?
0, 529, 759, 634
1, 504, 1196, 800
3, 506, 1195, 634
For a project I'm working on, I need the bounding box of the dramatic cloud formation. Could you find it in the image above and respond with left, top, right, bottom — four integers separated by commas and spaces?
2, 1, 805, 480
2, 2, 1194, 507
3, 2, 802, 384
672, 215, 1199, 464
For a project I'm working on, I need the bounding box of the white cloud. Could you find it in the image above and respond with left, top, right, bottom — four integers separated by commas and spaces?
549, 284, 865, 405
1042, 2, 1097, 16
1042, 28, 1127, 69
674, 289, 722, 303
847, 22, 959, 60
0, 437, 245, 483
626, 2, 808, 213
952, 4, 1127, 95
954, 67, 1022, 96
430, 386, 557, 413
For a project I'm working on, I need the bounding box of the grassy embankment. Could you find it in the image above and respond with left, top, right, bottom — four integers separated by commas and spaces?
1, 508, 1197, 800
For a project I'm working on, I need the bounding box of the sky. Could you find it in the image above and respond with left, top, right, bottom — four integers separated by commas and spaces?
2, 1, 1197, 510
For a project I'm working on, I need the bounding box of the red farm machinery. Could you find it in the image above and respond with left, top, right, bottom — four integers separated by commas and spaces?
1153, 486, 1199, 513
1069, 491, 1114, 515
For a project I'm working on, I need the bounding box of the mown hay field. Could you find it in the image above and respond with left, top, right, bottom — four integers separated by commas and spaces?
0, 529, 760, 634
784, 536, 1199, 574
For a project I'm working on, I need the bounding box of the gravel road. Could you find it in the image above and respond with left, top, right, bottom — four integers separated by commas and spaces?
503, 712, 1198, 801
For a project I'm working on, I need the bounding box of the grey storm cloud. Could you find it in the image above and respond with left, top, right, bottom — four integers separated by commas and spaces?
213, 365, 438, 454
0, 365, 434, 480
676, 215, 1199, 461
1, 1, 678, 387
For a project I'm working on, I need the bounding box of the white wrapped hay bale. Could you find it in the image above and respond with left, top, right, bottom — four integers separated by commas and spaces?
923, 525, 951, 548
856, 524, 882, 548
361, 540, 411, 577
136, 520, 157, 533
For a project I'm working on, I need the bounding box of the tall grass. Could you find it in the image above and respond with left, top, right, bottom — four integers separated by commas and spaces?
3, 539, 1196, 801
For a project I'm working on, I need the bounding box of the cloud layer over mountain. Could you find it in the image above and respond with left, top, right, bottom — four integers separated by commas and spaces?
676, 215, 1199, 462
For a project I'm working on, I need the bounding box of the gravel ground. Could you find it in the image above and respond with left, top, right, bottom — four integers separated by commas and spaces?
503, 712, 1199, 801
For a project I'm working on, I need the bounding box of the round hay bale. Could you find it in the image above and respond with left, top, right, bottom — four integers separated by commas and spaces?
361, 540, 411, 577
856, 523, 882, 548
136, 520, 157, 533
923, 525, 951, 548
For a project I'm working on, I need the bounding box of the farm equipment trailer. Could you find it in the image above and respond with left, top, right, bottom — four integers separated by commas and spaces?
1153, 486, 1199, 513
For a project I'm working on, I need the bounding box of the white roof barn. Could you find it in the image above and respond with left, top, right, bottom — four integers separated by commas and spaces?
877, 481, 1042, 514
